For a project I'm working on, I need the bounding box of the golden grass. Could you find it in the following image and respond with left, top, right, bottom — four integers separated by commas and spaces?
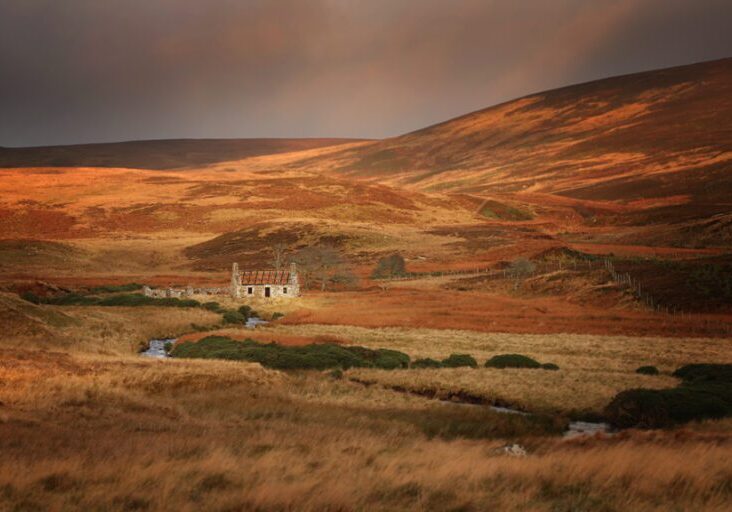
1, 348, 732, 511
1, 293, 222, 354
277, 287, 732, 338
267, 323, 732, 372
268, 323, 732, 414
1, 298, 731, 510
348, 367, 676, 415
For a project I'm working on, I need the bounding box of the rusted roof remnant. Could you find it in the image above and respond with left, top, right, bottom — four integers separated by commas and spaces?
239, 270, 291, 285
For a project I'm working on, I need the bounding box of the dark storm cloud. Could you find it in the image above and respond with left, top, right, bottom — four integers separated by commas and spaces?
1, 0, 731, 146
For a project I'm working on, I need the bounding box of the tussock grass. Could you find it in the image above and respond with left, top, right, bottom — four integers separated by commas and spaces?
269, 323, 732, 373
267, 323, 728, 414
1, 350, 732, 511
3, 301, 732, 509
2, 293, 221, 354
0, 351, 732, 511
349, 367, 676, 415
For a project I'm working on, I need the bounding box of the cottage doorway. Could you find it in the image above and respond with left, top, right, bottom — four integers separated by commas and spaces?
265, 287, 271, 298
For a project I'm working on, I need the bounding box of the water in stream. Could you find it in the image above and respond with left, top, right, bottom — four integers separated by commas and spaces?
141, 338, 174, 358
439, 397, 612, 438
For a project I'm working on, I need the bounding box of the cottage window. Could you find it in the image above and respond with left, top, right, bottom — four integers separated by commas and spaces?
247, 287, 253, 295
283, 287, 288, 294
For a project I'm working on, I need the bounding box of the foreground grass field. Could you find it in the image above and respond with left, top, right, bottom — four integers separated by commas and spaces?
2, 297, 732, 510
2, 348, 732, 512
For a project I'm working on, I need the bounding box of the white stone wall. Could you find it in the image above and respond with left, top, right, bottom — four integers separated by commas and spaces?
237, 284, 296, 299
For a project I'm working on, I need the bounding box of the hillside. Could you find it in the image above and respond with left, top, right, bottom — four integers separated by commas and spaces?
319, 58, 731, 196
287, 58, 731, 248
0, 137, 363, 170
1, 58, 731, 328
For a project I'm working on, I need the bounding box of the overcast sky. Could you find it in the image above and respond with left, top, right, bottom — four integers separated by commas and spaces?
1, 0, 731, 147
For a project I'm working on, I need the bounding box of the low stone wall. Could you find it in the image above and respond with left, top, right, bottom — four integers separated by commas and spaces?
142, 286, 226, 299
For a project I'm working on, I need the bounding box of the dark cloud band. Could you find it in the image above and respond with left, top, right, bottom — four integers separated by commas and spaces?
1, 0, 731, 146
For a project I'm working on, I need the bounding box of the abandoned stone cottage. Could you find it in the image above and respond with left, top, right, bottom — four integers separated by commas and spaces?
230, 262, 300, 299
142, 262, 300, 301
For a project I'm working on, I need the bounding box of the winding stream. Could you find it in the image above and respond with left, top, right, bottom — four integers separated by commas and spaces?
140, 324, 611, 438
439, 394, 611, 438
350, 378, 613, 438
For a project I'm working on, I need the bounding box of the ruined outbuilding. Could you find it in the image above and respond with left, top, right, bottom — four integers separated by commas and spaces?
142, 262, 301, 301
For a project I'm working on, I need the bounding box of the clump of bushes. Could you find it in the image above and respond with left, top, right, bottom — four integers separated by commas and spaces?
541, 363, 560, 371
88, 283, 143, 294
238, 305, 255, 318
97, 294, 200, 307
672, 363, 732, 383
371, 253, 407, 279
635, 365, 660, 375
20, 291, 42, 304
25, 292, 201, 308
411, 358, 443, 369
328, 369, 343, 380
441, 354, 478, 368
222, 310, 248, 325
605, 363, 732, 429
221, 305, 262, 325
171, 336, 411, 371
202, 302, 223, 312
271, 312, 284, 320
485, 354, 541, 369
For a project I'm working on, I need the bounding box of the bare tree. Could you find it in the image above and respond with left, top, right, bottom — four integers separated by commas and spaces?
272, 243, 288, 271
293, 245, 349, 291
508, 258, 536, 290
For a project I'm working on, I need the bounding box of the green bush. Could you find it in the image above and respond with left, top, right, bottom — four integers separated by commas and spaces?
20, 291, 41, 304
88, 283, 143, 294
673, 364, 732, 384
604, 389, 671, 429
170, 336, 411, 371
271, 312, 284, 320
163, 341, 174, 353
636, 365, 660, 375
238, 305, 252, 318
222, 310, 248, 325
35, 292, 201, 308
441, 354, 478, 368
328, 369, 343, 380
344, 346, 410, 369
202, 302, 222, 312
605, 363, 732, 429
541, 363, 560, 371
485, 354, 541, 369
411, 358, 443, 369
605, 387, 730, 429
42, 292, 100, 306
96, 294, 200, 307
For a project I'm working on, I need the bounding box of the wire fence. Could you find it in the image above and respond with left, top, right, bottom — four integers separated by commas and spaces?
375, 257, 693, 317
